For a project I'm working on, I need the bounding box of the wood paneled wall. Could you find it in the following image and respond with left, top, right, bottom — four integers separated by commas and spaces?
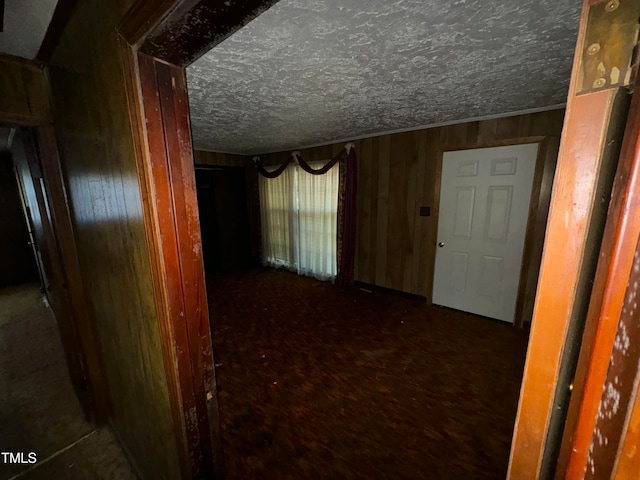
193, 149, 247, 167
258, 109, 566, 300
46, 0, 181, 477
0, 56, 49, 124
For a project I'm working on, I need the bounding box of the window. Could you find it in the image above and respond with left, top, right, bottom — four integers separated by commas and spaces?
259, 161, 338, 281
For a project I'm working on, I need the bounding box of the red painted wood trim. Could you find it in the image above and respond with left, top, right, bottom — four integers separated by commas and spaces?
135, 50, 222, 479
565, 72, 640, 480
155, 59, 220, 478
508, 1, 628, 475
136, 51, 200, 478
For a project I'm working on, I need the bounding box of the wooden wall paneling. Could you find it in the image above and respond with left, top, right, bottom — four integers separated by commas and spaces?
477, 118, 498, 143
421, 127, 442, 302
496, 115, 522, 140
518, 137, 561, 326
367, 136, 380, 285
193, 149, 247, 167
410, 130, 427, 295
246, 109, 563, 301
518, 115, 533, 137
0, 54, 111, 425
513, 138, 551, 328
44, 0, 184, 475
445, 121, 468, 145
401, 133, 418, 293
386, 133, 408, 289
246, 164, 261, 262
375, 134, 391, 287
465, 121, 480, 144
0, 55, 49, 125
356, 137, 372, 283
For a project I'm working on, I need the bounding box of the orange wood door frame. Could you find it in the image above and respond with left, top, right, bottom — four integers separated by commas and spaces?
118, 1, 283, 477
563, 66, 640, 480
508, 0, 637, 477
130, 49, 222, 478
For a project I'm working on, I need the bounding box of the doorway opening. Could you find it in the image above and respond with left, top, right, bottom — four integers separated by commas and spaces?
195, 166, 252, 274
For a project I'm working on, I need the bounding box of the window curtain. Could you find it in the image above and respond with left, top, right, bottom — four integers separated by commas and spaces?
255, 144, 357, 286
259, 160, 338, 281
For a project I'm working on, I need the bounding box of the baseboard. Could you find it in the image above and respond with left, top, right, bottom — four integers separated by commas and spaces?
353, 281, 427, 302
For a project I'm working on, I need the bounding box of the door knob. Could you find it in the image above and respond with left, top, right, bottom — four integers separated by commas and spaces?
438, 242, 445, 247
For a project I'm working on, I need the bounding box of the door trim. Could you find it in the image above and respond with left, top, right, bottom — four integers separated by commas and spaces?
0, 116, 110, 422
431, 136, 558, 327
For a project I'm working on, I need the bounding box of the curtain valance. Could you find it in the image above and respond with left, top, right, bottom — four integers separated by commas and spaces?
253, 143, 355, 178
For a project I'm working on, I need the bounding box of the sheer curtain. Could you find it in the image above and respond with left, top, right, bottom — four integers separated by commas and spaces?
259, 161, 338, 281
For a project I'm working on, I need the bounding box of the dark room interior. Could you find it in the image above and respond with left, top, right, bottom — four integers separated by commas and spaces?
1, 1, 640, 479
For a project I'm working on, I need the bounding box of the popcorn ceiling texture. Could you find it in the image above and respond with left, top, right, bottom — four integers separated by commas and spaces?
187, 0, 581, 155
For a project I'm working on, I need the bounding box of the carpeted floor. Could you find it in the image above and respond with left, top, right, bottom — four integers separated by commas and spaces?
0, 283, 136, 480
208, 268, 530, 480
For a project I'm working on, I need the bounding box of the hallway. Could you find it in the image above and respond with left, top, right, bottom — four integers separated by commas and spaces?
0, 284, 136, 480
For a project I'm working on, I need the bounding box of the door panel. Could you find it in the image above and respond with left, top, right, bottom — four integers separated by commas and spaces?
433, 143, 538, 323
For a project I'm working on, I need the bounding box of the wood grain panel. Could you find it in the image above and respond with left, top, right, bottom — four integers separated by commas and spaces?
193, 149, 247, 167
0, 55, 49, 124
375, 134, 391, 287
0, 52, 111, 427
356, 137, 373, 282
386, 132, 408, 290
409, 131, 426, 294
46, 0, 182, 477
257, 109, 564, 301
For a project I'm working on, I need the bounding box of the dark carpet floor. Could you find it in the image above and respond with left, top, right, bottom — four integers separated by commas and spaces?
0, 283, 136, 480
208, 269, 530, 480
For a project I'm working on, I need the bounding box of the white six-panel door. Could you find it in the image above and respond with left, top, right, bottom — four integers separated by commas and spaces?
432, 143, 538, 323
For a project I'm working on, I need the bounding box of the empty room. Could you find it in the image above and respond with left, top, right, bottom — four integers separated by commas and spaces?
2, 0, 640, 479
185, 0, 570, 478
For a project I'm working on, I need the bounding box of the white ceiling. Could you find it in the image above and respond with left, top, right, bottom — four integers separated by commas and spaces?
0, 0, 59, 59
187, 0, 581, 155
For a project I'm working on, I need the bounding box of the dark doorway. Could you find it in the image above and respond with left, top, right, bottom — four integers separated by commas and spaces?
195, 166, 251, 273
0, 151, 40, 288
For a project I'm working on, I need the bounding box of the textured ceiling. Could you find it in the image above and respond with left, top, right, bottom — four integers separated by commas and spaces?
0, 0, 59, 59
187, 0, 581, 155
